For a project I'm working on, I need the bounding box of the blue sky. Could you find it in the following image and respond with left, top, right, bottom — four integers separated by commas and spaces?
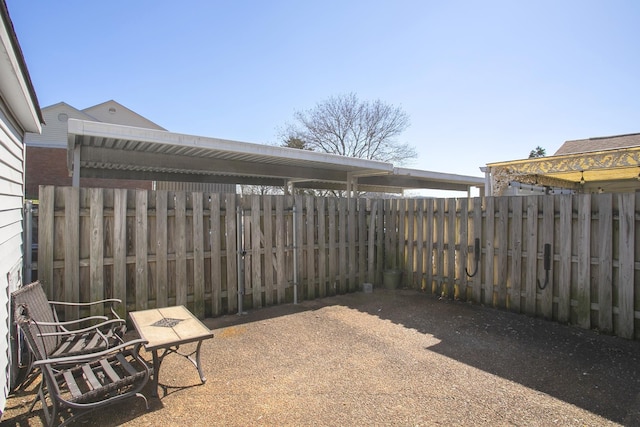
6, 1, 640, 191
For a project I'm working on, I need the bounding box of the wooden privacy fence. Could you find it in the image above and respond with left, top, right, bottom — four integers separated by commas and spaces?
33, 186, 639, 340
34, 186, 382, 322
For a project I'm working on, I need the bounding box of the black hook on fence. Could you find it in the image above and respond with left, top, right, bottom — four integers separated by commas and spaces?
465, 238, 480, 277
537, 243, 552, 290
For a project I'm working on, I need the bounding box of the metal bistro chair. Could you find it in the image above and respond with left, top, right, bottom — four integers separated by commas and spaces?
11, 281, 127, 363
15, 304, 151, 426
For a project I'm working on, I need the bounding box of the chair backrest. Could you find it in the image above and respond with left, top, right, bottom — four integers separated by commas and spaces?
13, 306, 50, 361
11, 281, 59, 358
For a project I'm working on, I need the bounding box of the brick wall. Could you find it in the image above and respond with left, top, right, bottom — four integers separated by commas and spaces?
25, 146, 152, 199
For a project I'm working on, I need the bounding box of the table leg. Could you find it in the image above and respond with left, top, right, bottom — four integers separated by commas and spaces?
180, 341, 206, 383
151, 349, 160, 397
191, 340, 206, 383
149, 342, 206, 397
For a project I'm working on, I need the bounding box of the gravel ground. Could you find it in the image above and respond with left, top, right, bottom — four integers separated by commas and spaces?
3, 289, 640, 426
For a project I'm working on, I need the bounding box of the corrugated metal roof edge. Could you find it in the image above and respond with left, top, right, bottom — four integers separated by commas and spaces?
67, 119, 394, 172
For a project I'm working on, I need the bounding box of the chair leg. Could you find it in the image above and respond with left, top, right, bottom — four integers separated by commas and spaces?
39, 387, 56, 427
28, 374, 60, 427
28, 376, 45, 413
136, 392, 149, 410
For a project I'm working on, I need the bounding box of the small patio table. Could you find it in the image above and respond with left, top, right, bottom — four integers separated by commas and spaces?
129, 305, 214, 397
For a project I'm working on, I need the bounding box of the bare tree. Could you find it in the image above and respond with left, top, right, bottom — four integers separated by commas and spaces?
282, 93, 415, 164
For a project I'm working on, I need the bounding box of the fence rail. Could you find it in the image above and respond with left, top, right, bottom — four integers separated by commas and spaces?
31, 186, 639, 340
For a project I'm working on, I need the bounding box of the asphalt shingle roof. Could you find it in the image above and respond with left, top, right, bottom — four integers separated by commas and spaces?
554, 133, 640, 155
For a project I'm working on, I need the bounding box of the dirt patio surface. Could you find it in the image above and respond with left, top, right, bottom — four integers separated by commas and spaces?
3, 289, 640, 426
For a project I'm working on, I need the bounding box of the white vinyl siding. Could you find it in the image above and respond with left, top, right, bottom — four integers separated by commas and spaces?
0, 106, 24, 412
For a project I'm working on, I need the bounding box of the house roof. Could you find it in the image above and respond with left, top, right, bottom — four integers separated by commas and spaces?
554, 133, 640, 155
67, 119, 484, 194
0, 0, 43, 132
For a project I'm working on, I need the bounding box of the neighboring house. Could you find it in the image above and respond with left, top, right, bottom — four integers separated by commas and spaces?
24, 100, 165, 199
25, 100, 236, 198
0, 0, 43, 413
484, 133, 640, 196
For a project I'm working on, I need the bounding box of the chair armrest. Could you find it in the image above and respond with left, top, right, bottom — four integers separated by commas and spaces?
36, 316, 109, 327
48, 298, 122, 307
35, 318, 126, 337
32, 339, 149, 367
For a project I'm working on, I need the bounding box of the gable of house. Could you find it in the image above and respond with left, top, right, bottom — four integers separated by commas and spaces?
24, 102, 95, 148
82, 100, 166, 130
24, 100, 166, 198
554, 133, 640, 155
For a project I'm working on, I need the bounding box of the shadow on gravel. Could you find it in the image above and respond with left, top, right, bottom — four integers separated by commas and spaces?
206, 289, 640, 424
334, 289, 640, 425
4, 289, 639, 426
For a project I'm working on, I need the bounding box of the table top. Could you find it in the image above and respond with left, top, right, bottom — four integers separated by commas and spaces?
129, 305, 213, 351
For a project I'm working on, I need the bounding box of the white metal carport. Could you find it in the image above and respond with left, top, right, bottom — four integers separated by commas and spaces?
67, 119, 484, 195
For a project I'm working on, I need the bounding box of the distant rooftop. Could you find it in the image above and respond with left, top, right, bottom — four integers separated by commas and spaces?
554, 133, 640, 156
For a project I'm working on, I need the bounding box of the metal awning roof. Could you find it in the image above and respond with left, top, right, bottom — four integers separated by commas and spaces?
486, 146, 640, 195
487, 147, 640, 182
67, 119, 484, 194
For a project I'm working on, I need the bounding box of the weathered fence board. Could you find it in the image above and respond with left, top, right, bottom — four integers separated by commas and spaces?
225, 194, 237, 313
496, 197, 508, 307
307, 196, 316, 299
446, 199, 456, 298
457, 200, 468, 300
338, 198, 347, 293
558, 194, 572, 323
317, 197, 327, 298
263, 196, 275, 305
541, 195, 554, 319
577, 194, 591, 329
415, 200, 425, 291
618, 193, 635, 339
155, 191, 168, 309
193, 192, 205, 318
524, 196, 538, 316
509, 196, 523, 313
210, 193, 221, 315
64, 187, 79, 320
598, 194, 613, 333
358, 199, 366, 290
33, 186, 640, 340
484, 196, 495, 306
328, 198, 337, 294
89, 189, 104, 317
435, 199, 444, 295
135, 191, 148, 311
113, 189, 127, 318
